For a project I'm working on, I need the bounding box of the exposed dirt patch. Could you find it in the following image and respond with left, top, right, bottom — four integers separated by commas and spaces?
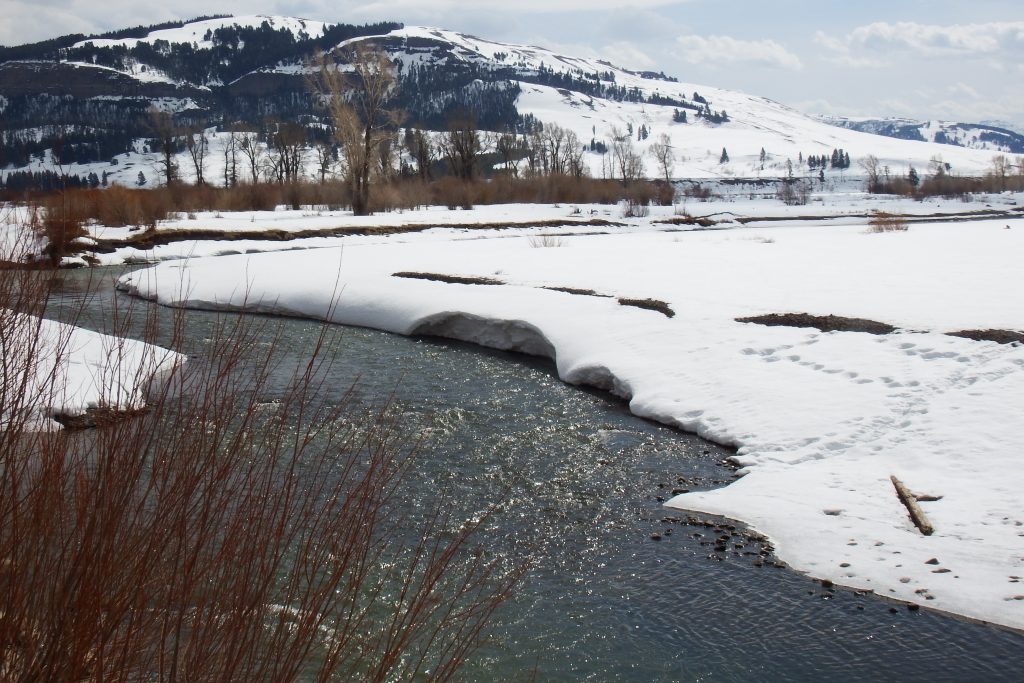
87, 218, 624, 254
618, 297, 675, 318
392, 272, 504, 286
737, 313, 896, 335
656, 215, 718, 227
542, 286, 609, 297
947, 329, 1024, 345
735, 208, 1017, 225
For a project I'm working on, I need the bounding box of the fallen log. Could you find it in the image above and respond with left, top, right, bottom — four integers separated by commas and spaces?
891, 475, 935, 536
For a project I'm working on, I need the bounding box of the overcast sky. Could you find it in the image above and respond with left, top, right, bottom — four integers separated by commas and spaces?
3, 0, 1022, 128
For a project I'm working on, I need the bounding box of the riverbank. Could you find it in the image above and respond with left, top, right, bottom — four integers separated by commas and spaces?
115, 208, 1024, 629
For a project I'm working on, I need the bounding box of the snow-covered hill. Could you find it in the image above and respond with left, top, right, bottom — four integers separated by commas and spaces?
1, 16, 1016, 184
824, 116, 1024, 155
72, 15, 331, 51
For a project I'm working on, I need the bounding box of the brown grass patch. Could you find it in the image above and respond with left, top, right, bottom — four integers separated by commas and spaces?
392, 272, 504, 286
737, 313, 896, 335
618, 297, 675, 318
947, 329, 1024, 345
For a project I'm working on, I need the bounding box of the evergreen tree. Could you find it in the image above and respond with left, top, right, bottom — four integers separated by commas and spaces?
720, 147, 729, 164
137, 171, 146, 186
907, 166, 920, 187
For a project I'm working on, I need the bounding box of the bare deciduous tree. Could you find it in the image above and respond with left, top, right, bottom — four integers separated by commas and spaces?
649, 133, 674, 184
238, 132, 264, 184
147, 107, 179, 186
270, 122, 306, 184
310, 47, 402, 216
184, 125, 208, 186
859, 154, 881, 193
494, 129, 521, 178
405, 128, 435, 181
222, 128, 239, 187
439, 116, 482, 181
610, 126, 643, 183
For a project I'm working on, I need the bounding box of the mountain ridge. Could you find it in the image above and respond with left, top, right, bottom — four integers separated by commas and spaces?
0, 15, 1013, 186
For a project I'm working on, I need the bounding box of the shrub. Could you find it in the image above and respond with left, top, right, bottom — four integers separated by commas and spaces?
528, 234, 564, 248
868, 211, 909, 232
0, 260, 521, 679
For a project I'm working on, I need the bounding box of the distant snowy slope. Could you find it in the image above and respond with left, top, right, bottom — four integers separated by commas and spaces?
824, 116, 1024, 154
73, 15, 330, 50
1, 16, 1015, 181
343, 26, 1004, 177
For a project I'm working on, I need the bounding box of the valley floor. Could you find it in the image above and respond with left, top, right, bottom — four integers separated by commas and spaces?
19, 189, 1024, 628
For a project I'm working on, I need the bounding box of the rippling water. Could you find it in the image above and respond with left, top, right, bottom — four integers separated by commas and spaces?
47, 268, 1024, 681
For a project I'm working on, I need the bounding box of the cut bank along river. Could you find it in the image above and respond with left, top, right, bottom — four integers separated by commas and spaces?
47, 267, 1024, 682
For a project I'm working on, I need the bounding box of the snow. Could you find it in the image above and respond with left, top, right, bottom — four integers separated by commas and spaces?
116, 207, 1024, 628
75, 189, 1024, 266
10, 20, 1014, 186
72, 15, 330, 51
1, 312, 182, 430
360, 26, 1008, 177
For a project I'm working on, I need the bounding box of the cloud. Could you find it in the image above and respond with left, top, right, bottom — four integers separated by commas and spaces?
673, 34, 802, 70
816, 21, 1024, 58
599, 42, 657, 70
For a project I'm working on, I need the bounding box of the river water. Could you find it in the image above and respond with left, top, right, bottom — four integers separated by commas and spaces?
46, 268, 1024, 681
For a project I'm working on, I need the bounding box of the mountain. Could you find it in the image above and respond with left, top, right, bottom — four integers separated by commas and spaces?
0, 15, 1008, 187
822, 116, 1024, 155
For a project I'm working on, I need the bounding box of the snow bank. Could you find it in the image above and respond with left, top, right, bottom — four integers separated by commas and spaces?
117, 214, 1024, 628
2, 313, 183, 429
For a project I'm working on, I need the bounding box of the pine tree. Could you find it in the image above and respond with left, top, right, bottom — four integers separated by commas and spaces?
907, 166, 920, 187
136, 171, 147, 186
720, 147, 729, 164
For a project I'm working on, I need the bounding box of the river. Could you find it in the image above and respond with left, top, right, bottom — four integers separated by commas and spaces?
45, 267, 1024, 681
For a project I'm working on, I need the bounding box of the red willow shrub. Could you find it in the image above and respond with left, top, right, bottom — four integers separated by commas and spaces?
0, 249, 522, 680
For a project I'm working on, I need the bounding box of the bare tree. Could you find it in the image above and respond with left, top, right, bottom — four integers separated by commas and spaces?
649, 133, 674, 183
405, 128, 435, 181
564, 129, 586, 180
859, 154, 882, 193
238, 132, 264, 184
439, 115, 481, 181
310, 46, 401, 216
147, 107, 179, 186
376, 130, 398, 182
494, 129, 520, 178
312, 139, 336, 184
270, 122, 306, 183
222, 128, 239, 187
542, 124, 568, 176
184, 125, 209, 185
989, 154, 1010, 191
610, 126, 643, 183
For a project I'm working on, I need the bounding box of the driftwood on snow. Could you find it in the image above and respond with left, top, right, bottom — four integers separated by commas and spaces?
891, 475, 935, 536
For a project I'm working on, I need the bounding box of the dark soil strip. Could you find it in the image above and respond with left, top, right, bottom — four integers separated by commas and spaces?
656, 216, 719, 227
947, 329, 1024, 345
392, 272, 504, 286
618, 298, 675, 318
542, 286, 610, 297
737, 313, 896, 335
734, 208, 1016, 225
87, 218, 625, 254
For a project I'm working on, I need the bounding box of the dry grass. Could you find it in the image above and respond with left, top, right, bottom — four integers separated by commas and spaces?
528, 234, 565, 248
868, 211, 909, 233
